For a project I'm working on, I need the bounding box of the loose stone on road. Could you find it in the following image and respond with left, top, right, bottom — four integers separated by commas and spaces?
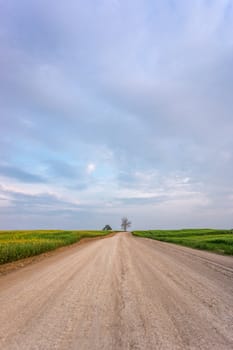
0, 232, 233, 349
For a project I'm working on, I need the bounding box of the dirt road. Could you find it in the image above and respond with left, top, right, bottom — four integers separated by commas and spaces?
0, 232, 233, 350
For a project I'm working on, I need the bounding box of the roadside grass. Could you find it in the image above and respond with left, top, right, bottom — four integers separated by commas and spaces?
0, 230, 112, 264
132, 229, 233, 255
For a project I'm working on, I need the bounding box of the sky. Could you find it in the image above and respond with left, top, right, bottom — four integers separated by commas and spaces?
0, 0, 233, 230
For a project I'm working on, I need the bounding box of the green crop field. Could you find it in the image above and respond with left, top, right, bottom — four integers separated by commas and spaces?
132, 229, 233, 255
0, 230, 112, 264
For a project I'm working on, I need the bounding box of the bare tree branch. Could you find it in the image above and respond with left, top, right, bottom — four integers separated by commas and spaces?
121, 217, 131, 231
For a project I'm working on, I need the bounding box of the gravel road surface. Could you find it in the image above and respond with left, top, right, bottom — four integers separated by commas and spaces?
0, 232, 233, 350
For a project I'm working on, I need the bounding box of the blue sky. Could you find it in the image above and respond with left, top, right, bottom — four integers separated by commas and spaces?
0, 0, 233, 230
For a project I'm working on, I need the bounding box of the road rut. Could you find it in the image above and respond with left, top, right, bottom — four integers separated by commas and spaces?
0, 232, 233, 349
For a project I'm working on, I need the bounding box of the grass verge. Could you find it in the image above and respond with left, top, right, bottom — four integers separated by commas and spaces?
132, 229, 233, 255
0, 230, 112, 264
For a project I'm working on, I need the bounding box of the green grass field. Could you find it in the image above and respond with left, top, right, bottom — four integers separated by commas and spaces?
0, 230, 112, 264
132, 229, 233, 255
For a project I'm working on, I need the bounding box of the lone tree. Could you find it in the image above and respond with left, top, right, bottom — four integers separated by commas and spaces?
102, 224, 112, 231
121, 217, 131, 231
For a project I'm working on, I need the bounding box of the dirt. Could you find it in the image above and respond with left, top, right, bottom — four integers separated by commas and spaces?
0, 232, 116, 276
0, 232, 232, 349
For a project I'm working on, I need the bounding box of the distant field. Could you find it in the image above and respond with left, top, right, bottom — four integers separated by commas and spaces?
132, 229, 233, 255
0, 230, 112, 264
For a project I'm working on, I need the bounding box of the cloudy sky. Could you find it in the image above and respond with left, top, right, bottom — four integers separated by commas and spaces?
0, 0, 233, 230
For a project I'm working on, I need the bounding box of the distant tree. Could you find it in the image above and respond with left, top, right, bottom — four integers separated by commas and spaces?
102, 224, 112, 231
121, 217, 131, 231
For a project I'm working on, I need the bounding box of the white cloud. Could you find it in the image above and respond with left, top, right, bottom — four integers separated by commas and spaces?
0, 0, 233, 228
